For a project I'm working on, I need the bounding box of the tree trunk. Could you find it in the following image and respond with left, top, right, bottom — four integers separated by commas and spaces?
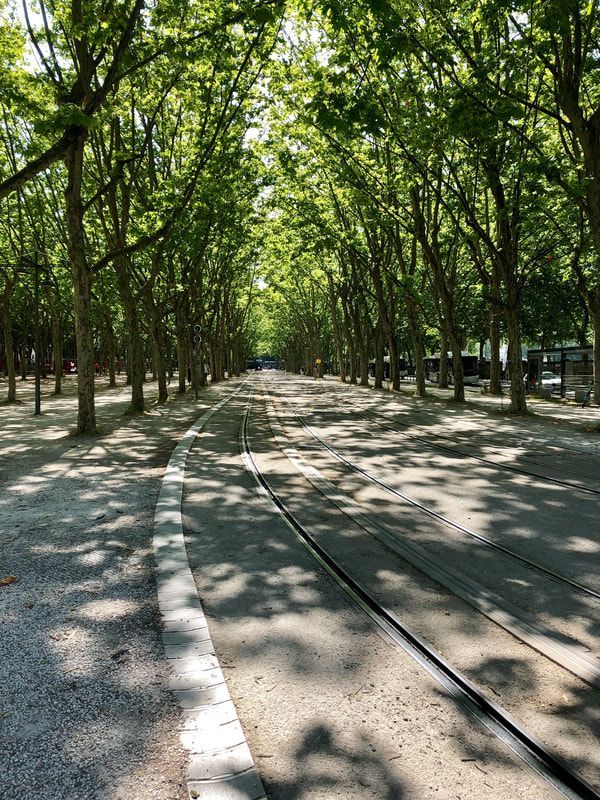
52, 309, 62, 395
371, 261, 390, 390
348, 349, 357, 384
374, 321, 384, 389
20, 307, 28, 380
107, 324, 116, 387
328, 276, 346, 383
340, 292, 357, 384
449, 340, 465, 402
211, 343, 222, 384
388, 333, 400, 392
115, 260, 144, 412
41, 328, 48, 379
439, 326, 449, 389
175, 301, 188, 393
350, 308, 370, 387
145, 300, 167, 403
506, 307, 527, 414
405, 297, 426, 398
489, 310, 502, 395
590, 297, 600, 405
155, 339, 168, 403
46, 284, 63, 395
2, 286, 17, 403
66, 133, 96, 434
414, 330, 426, 398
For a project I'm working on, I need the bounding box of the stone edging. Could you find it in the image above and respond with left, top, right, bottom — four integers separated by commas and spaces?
153, 384, 266, 800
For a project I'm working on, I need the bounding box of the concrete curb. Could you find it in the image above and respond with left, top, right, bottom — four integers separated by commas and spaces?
153, 383, 266, 800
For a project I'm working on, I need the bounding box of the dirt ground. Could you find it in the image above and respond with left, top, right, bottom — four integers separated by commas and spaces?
1, 372, 598, 799
0, 374, 235, 800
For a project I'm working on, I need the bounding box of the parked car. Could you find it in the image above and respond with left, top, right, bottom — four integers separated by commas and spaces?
541, 370, 561, 388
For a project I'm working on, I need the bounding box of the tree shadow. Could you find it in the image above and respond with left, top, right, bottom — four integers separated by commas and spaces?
0, 376, 241, 799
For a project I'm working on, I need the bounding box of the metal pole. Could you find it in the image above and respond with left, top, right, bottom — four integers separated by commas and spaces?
34, 250, 41, 416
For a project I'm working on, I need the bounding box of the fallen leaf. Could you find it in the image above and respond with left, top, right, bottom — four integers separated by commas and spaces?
345, 684, 372, 700
0, 576, 17, 586
49, 630, 74, 641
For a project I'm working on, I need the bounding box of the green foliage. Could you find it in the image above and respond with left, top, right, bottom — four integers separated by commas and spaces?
0, 0, 597, 401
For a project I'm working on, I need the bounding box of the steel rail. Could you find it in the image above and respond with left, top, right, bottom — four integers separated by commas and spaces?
240, 391, 600, 800
305, 375, 600, 463
266, 391, 600, 687
369, 413, 600, 496
285, 377, 600, 494
279, 394, 600, 603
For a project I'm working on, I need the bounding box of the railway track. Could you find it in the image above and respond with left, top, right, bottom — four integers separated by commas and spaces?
324, 376, 600, 461
240, 387, 600, 800
368, 411, 600, 496
289, 378, 600, 493
278, 393, 600, 603
261, 386, 600, 689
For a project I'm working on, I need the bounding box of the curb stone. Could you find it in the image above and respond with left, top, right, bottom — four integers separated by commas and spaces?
153, 383, 266, 800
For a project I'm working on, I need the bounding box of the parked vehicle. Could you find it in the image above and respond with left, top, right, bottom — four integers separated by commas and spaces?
423, 353, 480, 385
368, 356, 409, 380
540, 370, 561, 389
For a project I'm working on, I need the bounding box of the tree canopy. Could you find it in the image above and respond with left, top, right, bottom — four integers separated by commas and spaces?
1, 0, 599, 427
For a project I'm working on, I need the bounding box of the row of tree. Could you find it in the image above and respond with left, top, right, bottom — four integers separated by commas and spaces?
255, 0, 599, 413
0, 0, 282, 432
1, 0, 599, 423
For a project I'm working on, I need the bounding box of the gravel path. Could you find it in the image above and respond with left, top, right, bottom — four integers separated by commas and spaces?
1, 371, 597, 799
0, 375, 227, 800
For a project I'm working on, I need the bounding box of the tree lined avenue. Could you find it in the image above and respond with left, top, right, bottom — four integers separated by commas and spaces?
1, 0, 599, 430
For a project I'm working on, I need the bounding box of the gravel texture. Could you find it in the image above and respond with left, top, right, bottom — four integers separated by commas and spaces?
0, 375, 220, 800
2, 370, 598, 800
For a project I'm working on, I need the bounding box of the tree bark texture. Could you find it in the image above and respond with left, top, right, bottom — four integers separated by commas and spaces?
489, 310, 502, 395
2, 284, 17, 403
66, 133, 96, 434
505, 307, 527, 414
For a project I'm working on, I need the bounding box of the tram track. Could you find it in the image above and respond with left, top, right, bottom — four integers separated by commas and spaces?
240, 387, 600, 800
260, 385, 600, 690
368, 412, 600, 496
325, 376, 600, 463
293, 378, 600, 494
282, 374, 600, 488
277, 392, 600, 603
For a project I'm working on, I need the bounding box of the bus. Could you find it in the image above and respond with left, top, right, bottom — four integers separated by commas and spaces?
423, 352, 479, 385
368, 356, 410, 380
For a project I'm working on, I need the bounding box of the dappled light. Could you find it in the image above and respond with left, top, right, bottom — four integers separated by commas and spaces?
2, 0, 600, 796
